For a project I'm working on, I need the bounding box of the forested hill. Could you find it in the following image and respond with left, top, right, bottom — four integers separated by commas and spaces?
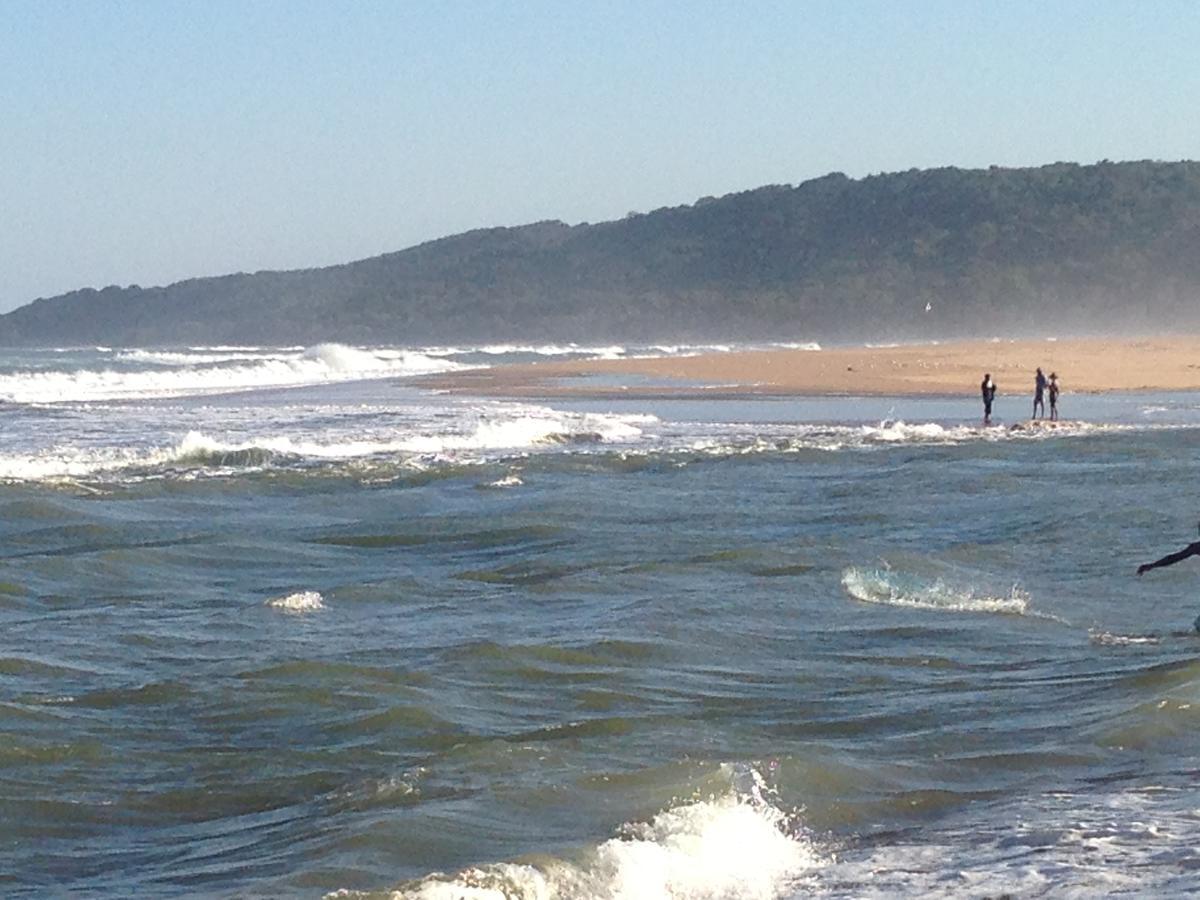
4, 160, 1199, 346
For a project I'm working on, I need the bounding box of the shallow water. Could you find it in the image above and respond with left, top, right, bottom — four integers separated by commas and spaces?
3, 344, 1200, 897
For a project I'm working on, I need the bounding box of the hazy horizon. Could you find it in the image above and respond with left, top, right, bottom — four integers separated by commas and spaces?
4, 2, 1200, 312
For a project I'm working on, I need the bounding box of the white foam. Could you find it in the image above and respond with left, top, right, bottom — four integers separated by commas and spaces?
164, 431, 431, 466
114, 348, 280, 365
0, 449, 140, 482
842, 566, 1031, 616
646, 418, 1132, 461
0, 434, 310, 482
851, 418, 1125, 448
771, 341, 822, 351
376, 780, 822, 900
487, 474, 524, 488
429, 343, 630, 358
427, 341, 821, 364
266, 591, 324, 613
0, 401, 657, 483
617, 342, 819, 361
191, 344, 278, 351
814, 782, 1200, 898
586, 794, 817, 899
863, 420, 952, 443
1090, 630, 1161, 646
0, 398, 1146, 485
0, 342, 464, 404
398, 410, 653, 456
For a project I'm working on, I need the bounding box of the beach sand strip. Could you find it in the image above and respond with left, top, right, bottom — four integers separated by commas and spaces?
422, 335, 1200, 399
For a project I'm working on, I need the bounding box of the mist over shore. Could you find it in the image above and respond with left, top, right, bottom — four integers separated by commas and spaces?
3, 160, 1199, 347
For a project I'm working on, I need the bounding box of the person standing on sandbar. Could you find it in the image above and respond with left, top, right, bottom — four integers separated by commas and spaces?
1048, 372, 1060, 421
981, 373, 996, 425
1033, 367, 1047, 419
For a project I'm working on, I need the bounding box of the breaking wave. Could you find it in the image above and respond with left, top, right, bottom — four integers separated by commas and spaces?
335, 765, 823, 900
426, 342, 629, 359
0, 343, 464, 404
420, 341, 820, 361
114, 348, 284, 365
0, 406, 656, 482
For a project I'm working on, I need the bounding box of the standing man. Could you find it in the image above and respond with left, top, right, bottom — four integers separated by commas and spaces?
1048, 372, 1060, 421
1033, 367, 1047, 419
981, 373, 997, 425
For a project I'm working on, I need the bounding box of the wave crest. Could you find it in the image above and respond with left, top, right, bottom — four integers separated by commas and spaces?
352, 765, 821, 900
0, 343, 464, 404
842, 565, 1031, 616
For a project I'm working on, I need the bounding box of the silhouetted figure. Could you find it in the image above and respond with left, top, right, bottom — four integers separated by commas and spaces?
981, 373, 996, 425
1137, 522, 1200, 575
1033, 367, 1047, 419
1048, 372, 1060, 421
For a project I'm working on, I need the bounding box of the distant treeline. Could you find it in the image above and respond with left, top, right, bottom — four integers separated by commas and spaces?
3, 160, 1199, 346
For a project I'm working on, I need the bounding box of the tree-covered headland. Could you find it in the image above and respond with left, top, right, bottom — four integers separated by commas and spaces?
2, 160, 1197, 346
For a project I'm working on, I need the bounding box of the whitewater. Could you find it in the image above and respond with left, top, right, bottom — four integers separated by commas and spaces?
4, 341, 1200, 898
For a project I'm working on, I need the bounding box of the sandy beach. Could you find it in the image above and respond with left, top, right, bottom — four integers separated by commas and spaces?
426, 335, 1200, 399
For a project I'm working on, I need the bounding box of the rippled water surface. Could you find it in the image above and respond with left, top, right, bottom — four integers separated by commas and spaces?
3, 344, 1200, 898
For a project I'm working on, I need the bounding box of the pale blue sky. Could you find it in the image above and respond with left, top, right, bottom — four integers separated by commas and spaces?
2, 1, 1197, 311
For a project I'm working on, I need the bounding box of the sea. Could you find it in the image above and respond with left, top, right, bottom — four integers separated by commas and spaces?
3, 341, 1200, 899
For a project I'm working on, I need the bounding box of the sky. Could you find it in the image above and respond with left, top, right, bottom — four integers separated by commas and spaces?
2, 1, 1198, 312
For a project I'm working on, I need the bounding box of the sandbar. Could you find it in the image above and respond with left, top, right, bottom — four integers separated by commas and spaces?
423, 335, 1200, 399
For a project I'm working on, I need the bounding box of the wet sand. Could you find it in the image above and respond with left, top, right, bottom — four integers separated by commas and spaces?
424, 335, 1200, 399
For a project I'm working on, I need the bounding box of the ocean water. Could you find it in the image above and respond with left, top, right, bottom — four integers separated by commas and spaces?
3, 342, 1200, 898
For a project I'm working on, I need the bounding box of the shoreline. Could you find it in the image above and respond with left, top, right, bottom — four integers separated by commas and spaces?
421, 335, 1200, 400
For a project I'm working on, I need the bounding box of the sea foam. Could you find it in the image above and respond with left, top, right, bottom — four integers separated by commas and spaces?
366, 771, 822, 900
396, 410, 653, 457
266, 591, 324, 613
842, 566, 1031, 616
0, 399, 658, 483
0, 343, 464, 404
812, 780, 1200, 898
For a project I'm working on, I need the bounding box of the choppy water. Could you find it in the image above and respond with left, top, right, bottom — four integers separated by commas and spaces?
4, 343, 1200, 898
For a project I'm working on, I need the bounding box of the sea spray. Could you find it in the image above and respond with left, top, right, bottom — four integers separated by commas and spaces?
841, 565, 1031, 616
